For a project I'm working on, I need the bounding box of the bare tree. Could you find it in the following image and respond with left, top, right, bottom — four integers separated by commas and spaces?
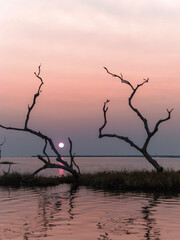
99, 67, 173, 172
0, 66, 80, 178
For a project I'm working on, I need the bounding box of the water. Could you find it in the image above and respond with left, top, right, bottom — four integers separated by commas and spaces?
0, 157, 180, 239
1, 185, 180, 240
0, 156, 180, 176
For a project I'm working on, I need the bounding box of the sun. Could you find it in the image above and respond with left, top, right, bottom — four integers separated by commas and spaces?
59, 142, 64, 148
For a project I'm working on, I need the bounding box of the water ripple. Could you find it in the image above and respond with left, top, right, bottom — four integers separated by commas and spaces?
0, 185, 180, 239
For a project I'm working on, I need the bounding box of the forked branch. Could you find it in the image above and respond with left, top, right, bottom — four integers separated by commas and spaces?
0, 65, 80, 178
143, 108, 174, 151
99, 100, 141, 152
151, 108, 173, 136
105, 67, 150, 135
100, 67, 173, 172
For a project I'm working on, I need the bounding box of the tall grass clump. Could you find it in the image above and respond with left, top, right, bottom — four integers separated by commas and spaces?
1, 170, 180, 192
0, 172, 62, 187
78, 170, 180, 192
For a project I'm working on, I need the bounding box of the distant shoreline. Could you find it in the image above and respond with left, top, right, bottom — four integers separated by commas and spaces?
58, 155, 180, 158
7, 155, 180, 158
2, 155, 180, 158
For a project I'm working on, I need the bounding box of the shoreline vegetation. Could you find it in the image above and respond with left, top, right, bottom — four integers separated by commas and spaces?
1, 170, 180, 193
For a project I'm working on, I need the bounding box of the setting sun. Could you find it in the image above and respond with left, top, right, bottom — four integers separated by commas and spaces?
59, 142, 64, 148
1, 1, 180, 239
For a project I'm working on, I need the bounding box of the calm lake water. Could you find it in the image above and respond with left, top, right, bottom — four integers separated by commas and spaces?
0, 157, 180, 240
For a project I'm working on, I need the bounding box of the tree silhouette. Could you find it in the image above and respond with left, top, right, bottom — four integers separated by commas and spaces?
0, 66, 80, 178
99, 67, 173, 172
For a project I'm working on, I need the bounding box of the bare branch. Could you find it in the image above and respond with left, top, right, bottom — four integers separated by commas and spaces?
104, 67, 150, 135
104, 67, 134, 90
100, 67, 173, 172
0, 125, 24, 131
129, 89, 150, 135
100, 133, 142, 152
68, 137, 80, 174
25, 65, 44, 129
32, 162, 78, 177
99, 100, 141, 152
136, 78, 149, 89
0, 66, 80, 178
0, 124, 68, 166
151, 108, 174, 137
37, 155, 48, 164
142, 108, 174, 151
99, 99, 110, 137
43, 139, 50, 163
32, 165, 47, 176
69, 137, 74, 168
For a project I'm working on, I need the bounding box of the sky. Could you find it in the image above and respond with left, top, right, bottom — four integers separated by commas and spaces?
0, 0, 180, 157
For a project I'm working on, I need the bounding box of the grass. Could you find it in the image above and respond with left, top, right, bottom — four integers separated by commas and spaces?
77, 170, 180, 192
1, 170, 180, 192
0, 172, 62, 187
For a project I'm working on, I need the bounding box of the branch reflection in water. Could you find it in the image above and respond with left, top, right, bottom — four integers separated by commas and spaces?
142, 194, 161, 240
22, 184, 79, 239
1, 186, 180, 239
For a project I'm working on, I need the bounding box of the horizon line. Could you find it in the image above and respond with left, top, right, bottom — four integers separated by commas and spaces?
3, 154, 180, 158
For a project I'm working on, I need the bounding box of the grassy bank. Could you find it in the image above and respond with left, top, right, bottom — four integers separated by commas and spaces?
78, 170, 180, 192
1, 170, 180, 192
0, 172, 62, 187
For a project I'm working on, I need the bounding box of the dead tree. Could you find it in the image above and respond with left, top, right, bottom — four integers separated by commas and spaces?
99, 67, 173, 172
0, 66, 80, 178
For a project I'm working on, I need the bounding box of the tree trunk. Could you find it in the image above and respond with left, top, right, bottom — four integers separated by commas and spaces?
71, 170, 80, 181
142, 151, 163, 172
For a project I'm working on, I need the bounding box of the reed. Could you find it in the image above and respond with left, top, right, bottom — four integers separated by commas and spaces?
0, 172, 61, 187
78, 170, 180, 192
1, 170, 180, 192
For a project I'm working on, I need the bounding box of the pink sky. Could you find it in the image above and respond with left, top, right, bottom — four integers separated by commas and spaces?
0, 0, 180, 156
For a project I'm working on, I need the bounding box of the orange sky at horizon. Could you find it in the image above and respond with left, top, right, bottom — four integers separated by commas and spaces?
1, 0, 180, 156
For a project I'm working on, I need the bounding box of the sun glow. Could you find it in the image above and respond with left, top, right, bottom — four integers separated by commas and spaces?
59, 142, 64, 148
59, 157, 64, 177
